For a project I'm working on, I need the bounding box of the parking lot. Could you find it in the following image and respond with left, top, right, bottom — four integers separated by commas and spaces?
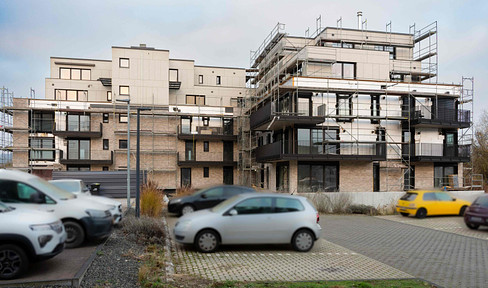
167, 214, 488, 288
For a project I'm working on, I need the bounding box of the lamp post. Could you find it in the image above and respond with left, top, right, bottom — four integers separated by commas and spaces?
136, 107, 150, 218
115, 98, 131, 211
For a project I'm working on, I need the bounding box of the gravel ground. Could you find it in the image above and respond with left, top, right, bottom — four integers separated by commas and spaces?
79, 227, 145, 288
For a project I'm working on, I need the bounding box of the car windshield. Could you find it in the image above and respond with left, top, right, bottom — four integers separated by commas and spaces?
30, 178, 75, 200
472, 196, 488, 208
211, 194, 243, 213
0, 202, 12, 212
400, 193, 417, 201
51, 181, 80, 193
192, 186, 214, 196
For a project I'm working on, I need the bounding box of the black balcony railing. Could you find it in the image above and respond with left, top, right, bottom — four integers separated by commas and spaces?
177, 125, 236, 140
53, 123, 103, 138
403, 143, 470, 162
412, 108, 470, 127
250, 102, 272, 129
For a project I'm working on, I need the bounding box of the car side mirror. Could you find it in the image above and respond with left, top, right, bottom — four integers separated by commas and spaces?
228, 209, 238, 216
201, 193, 207, 199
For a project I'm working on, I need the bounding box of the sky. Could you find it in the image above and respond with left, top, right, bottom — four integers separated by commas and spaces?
0, 0, 487, 122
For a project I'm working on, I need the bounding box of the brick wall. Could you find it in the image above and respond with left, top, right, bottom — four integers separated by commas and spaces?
340, 161, 373, 192
415, 162, 434, 189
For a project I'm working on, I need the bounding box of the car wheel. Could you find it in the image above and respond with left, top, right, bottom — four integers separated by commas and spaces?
0, 244, 29, 280
64, 221, 85, 248
181, 205, 195, 216
466, 222, 480, 230
292, 229, 314, 252
415, 208, 427, 219
194, 229, 219, 253
400, 212, 409, 217
459, 206, 468, 216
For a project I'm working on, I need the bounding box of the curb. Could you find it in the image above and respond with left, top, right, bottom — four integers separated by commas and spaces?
162, 216, 175, 282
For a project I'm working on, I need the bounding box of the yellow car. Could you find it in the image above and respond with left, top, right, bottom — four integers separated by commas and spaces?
396, 190, 471, 219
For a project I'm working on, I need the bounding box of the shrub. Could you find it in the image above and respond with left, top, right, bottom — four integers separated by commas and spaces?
121, 215, 165, 245
349, 204, 378, 215
176, 185, 195, 197
140, 181, 164, 217
305, 192, 353, 214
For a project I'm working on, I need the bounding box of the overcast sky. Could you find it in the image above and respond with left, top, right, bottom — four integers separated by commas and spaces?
1, 0, 487, 121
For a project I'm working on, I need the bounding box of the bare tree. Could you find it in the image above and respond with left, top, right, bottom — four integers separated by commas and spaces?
472, 110, 488, 189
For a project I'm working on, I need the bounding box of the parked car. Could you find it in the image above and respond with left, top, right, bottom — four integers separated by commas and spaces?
49, 179, 122, 224
0, 201, 66, 280
464, 194, 488, 230
173, 193, 322, 253
396, 190, 471, 219
0, 169, 113, 248
168, 185, 256, 216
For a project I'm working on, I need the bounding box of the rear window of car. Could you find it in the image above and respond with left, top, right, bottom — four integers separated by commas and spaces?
472, 196, 488, 208
275, 198, 304, 213
400, 193, 417, 201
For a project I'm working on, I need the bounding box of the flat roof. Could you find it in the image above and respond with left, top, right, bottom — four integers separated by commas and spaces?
50, 56, 111, 62
112, 46, 170, 52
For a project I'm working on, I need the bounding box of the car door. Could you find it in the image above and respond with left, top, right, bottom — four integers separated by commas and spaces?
194, 187, 225, 210
220, 196, 274, 244
0, 179, 56, 212
271, 197, 307, 243
422, 192, 439, 215
435, 192, 456, 215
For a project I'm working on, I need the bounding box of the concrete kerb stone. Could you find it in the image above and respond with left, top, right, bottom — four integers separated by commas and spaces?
162, 216, 175, 282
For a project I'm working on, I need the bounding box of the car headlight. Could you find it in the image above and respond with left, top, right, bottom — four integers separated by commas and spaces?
408, 203, 416, 208
108, 205, 116, 210
85, 209, 108, 218
172, 198, 182, 203
30, 220, 63, 233
176, 220, 192, 231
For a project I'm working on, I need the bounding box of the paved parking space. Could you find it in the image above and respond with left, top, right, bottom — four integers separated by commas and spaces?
166, 216, 412, 282
323, 215, 488, 288
378, 215, 488, 240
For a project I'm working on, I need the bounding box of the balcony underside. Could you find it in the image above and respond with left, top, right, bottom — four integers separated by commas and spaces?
177, 134, 237, 141
60, 158, 113, 165
53, 131, 102, 138
252, 115, 325, 131
257, 153, 386, 163
412, 156, 470, 163
177, 160, 237, 167
410, 119, 470, 129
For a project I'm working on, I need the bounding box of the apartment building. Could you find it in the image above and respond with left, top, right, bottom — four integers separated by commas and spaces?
243, 22, 473, 192
9, 45, 246, 190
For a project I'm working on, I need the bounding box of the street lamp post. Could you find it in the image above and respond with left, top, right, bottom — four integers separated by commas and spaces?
136, 107, 150, 218
115, 98, 131, 211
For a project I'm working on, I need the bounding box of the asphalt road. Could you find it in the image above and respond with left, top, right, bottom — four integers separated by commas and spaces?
321, 215, 488, 288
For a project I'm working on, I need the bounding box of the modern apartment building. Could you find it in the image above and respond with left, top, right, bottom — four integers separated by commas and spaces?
6, 19, 474, 192
8, 45, 246, 190
242, 21, 473, 193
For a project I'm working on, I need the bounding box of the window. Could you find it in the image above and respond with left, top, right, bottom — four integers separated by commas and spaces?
29, 138, 55, 161
202, 117, 209, 126
374, 45, 396, 60
336, 94, 352, 118
103, 113, 109, 123
371, 95, 380, 122
186, 95, 205, 105
199, 75, 203, 84
119, 114, 128, 123
119, 140, 128, 149
67, 165, 90, 171
67, 139, 90, 160
55, 89, 88, 101
332, 42, 353, 48
436, 192, 453, 201
0, 180, 54, 204
59, 68, 91, 80
103, 139, 109, 150
423, 192, 437, 201
185, 141, 195, 161
67, 114, 90, 131
298, 163, 338, 192
216, 76, 221, 85
30, 111, 54, 133
107, 91, 112, 102
119, 86, 129, 96
181, 168, 191, 187
203, 167, 209, 178
204, 141, 209, 152
332, 62, 355, 79
119, 58, 129, 68
233, 197, 273, 214
169, 69, 178, 82
275, 198, 304, 213
103, 166, 109, 171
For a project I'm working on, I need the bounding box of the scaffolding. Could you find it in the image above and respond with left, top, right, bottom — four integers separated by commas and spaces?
240, 18, 473, 192
0, 87, 13, 168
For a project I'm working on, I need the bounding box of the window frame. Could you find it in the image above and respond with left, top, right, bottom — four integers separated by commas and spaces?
119, 114, 128, 123
169, 69, 179, 82
199, 75, 203, 84
59, 68, 91, 80
67, 139, 91, 160
216, 76, 221, 85
119, 86, 130, 96
203, 141, 209, 152
107, 91, 112, 102
203, 167, 209, 178
29, 137, 55, 161
103, 139, 109, 150
103, 113, 109, 123
55, 89, 88, 101
119, 139, 128, 149
185, 94, 205, 105
119, 58, 130, 68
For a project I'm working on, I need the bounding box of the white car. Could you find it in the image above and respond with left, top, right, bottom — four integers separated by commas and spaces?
174, 193, 322, 253
0, 170, 113, 248
49, 179, 122, 224
0, 201, 67, 280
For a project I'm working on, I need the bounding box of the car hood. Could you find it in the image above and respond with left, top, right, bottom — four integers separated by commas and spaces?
179, 208, 214, 221
76, 194, 120, 207
467, 205, 488, 214
65, 197, 113, 211
1, 207, 60, 225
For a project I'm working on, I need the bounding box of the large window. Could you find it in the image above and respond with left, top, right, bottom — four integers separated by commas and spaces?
59, 68, 91, 80
30, 111, 54, 133
186, 95, 205, 105
434, 164, 457, 188
67, 139, 90, 160
276, 163, 289, 192
332, 62, 355, 79
55, 89, 88, 101
29, 138, 55, 161
374, 45, 396, 60
298, 163, 338, 192
297, 128, 339, 155
67, 114, 90, 132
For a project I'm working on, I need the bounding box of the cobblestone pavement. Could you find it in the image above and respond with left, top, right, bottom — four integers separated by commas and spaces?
322, 215, 488, 288
378, 215, 488, 240
166, 216, 412, 282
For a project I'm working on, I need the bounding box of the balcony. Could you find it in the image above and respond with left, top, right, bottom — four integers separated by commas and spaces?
255, 140, 386, 162
169, 81, 181, 89
411, 108, 470, 128
59, 150, 113, 165
177, 125, 237, 141
250, 102, 325, 131
53, 123, 103, 138
177, 152, 237, 167
406, 143, 470, 162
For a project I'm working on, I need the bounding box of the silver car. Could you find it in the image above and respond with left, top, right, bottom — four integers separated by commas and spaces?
173, 193, 321, 253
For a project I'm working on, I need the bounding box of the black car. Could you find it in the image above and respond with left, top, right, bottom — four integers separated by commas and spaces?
168, 185, 255, 216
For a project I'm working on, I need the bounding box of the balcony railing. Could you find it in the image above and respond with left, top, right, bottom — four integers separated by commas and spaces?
412, 107, 470, 128
169, 81, 181, 89
405, 143, 470, 162
59, 150, 113, 165
177, 152, 236, 166
177, 125, 236, 140
53, 123, 103, 138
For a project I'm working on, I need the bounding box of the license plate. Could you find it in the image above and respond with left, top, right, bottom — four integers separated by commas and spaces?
470, 217, 483, 222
